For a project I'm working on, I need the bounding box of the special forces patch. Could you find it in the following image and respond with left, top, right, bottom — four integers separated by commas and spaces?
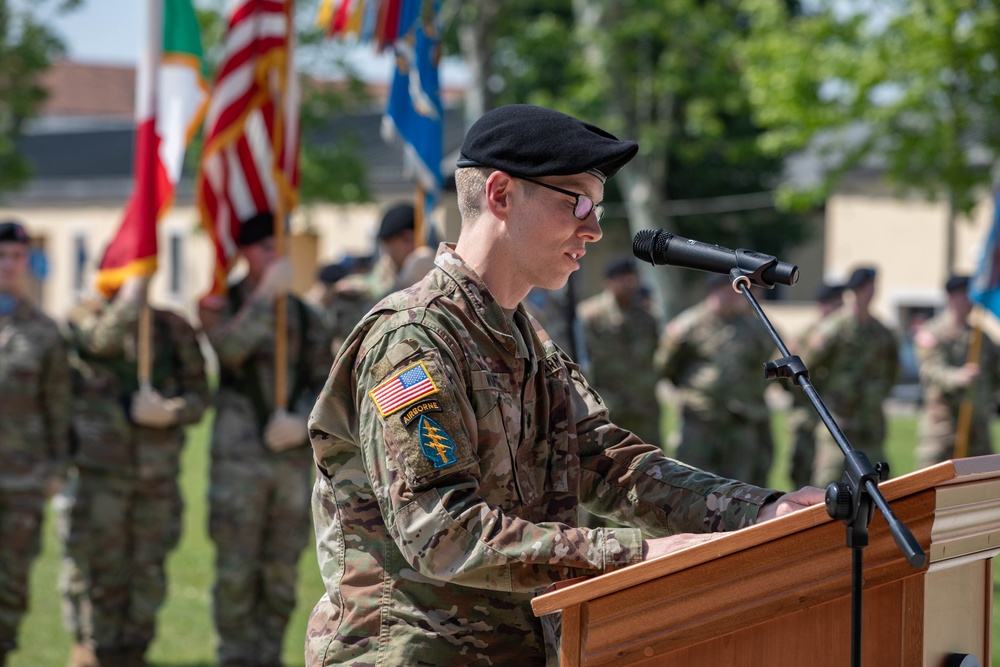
418, 415, 457, 469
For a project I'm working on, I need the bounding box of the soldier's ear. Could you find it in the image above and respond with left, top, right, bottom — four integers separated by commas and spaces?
484, 171, 514, 222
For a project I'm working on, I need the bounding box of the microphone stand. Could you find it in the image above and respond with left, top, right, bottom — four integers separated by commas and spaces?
725, 265, 926, 667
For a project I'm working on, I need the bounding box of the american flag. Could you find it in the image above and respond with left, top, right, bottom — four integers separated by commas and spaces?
370, 362, 438, 417
196, 0, 300, 295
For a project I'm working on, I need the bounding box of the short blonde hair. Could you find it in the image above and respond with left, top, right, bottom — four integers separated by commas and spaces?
455, 167, 492, 221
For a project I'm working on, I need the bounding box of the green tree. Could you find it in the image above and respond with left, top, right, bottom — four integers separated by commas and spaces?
449, 0, 810, 313
738, 0, 1000, 269
0, 0, 79, 198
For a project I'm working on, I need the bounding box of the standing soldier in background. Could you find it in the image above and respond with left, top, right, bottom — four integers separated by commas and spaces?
786, 283, 844, 488
915, 275, 1000, 466
198, 212, 332, 667
0, 221, 70, 667
61, 272, 209, 667
802, 266, 899, 486
655, 274, 776, 487
578, 257, 661, 447
323, 203, 417, 354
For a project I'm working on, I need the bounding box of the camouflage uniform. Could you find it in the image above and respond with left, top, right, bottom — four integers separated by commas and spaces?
326, 254, 397, 356
655, 301, 776, 487
801, 309, 899, 486
915, 312, 999, 466
305, 244, 781, 666
785, 320, 832, 489
0, 296, 70, 657
577, 289, 661, 446
61, 296, 208, 656
200, 278, 332, 667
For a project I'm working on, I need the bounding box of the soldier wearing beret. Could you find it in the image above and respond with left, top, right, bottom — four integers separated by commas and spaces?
578, 257, 661, 448
655, 274, 777, 487
801, 266, 899, 486
60, 266, 209, 667
0, 221, 70, 667
786, 283, 844, 488
305, 104, 823, 666
198, 212, 332, 667
914, 275, 1000, 466
323, 203, 419, 354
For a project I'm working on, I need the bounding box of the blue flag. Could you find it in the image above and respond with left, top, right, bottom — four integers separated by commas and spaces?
383, 0, 443, 214
969, 191, 1000, 316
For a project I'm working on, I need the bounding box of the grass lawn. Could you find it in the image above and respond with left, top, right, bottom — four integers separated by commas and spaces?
7, 407, 999, 665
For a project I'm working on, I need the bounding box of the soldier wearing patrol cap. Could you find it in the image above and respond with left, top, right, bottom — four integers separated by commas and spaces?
655, 273, 777, 487
0, 221, 70, 667
801, 265, 899, 486
577, 256, 661, 448
198, 211, 332, 667
914, 274, 1000, 467
786, 282, 845, 488
305, 104, 823, 666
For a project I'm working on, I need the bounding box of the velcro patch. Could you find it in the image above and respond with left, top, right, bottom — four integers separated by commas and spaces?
400, 399, 443, 427
369, 361, 439, 417
417, 415, 457, 469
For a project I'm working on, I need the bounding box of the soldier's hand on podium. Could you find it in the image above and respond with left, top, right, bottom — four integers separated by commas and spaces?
756, 486, 825, 523
642, 533, 725, 561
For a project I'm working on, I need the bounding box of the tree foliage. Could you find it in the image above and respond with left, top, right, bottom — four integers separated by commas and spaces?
0, 0, 74, 197
448, 0, 810, 308
739, 0, 1000, 216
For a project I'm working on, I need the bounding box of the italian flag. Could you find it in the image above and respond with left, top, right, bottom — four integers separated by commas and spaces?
96, 0, 208, 296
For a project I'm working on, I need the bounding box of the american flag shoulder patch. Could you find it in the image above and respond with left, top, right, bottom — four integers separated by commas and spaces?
369, 361, 440, 418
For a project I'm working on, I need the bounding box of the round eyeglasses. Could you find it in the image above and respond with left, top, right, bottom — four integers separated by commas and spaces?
516, 177, 605, 223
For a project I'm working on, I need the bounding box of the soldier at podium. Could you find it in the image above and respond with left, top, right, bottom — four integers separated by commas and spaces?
305, 104, 824, 666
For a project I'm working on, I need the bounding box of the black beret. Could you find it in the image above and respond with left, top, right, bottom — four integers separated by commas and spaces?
0, 220, 28, 244
945, 274, 970, 293
317, 262, 348, 285
845, 266, 877, 290
814, 282, 844, 303
456, 104, 638, 181
237, 211, 275, 247
377, 203, 415, 240
604, 256, 637, 278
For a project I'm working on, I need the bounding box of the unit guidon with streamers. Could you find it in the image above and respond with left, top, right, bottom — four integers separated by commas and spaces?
370, 362, 439, 417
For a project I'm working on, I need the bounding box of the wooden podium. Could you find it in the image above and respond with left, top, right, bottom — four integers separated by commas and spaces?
531, 455, 1000, 666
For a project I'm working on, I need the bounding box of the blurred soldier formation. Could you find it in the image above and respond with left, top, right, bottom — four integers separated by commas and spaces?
1, 199, 999, 665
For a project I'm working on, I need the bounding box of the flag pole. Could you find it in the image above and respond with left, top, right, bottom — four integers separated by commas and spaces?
954, 306, 984, 459
139, 302, 153, 391
414, 183, 425, 248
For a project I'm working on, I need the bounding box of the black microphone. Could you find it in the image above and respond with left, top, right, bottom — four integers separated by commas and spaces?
632, 229, 799, 288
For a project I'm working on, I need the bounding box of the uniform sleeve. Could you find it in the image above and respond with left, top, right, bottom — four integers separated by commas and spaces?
42, 323, 72, 473
166, 314, 210, 425
654, 319, 687, 382
915, 327, 965, 392
570, 357, 780, 535
315, 320, 645, 593
199, 295, 275, 371
71, 297, 140, 356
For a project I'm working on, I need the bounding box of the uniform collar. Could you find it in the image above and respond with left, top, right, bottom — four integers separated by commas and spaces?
433, 243, 529, 358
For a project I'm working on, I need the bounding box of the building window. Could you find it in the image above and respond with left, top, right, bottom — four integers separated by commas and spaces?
169, 233, 183, 298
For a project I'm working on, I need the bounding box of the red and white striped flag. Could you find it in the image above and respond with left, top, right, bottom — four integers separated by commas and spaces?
197, 0, 300, 295
96, 0, 208, 296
